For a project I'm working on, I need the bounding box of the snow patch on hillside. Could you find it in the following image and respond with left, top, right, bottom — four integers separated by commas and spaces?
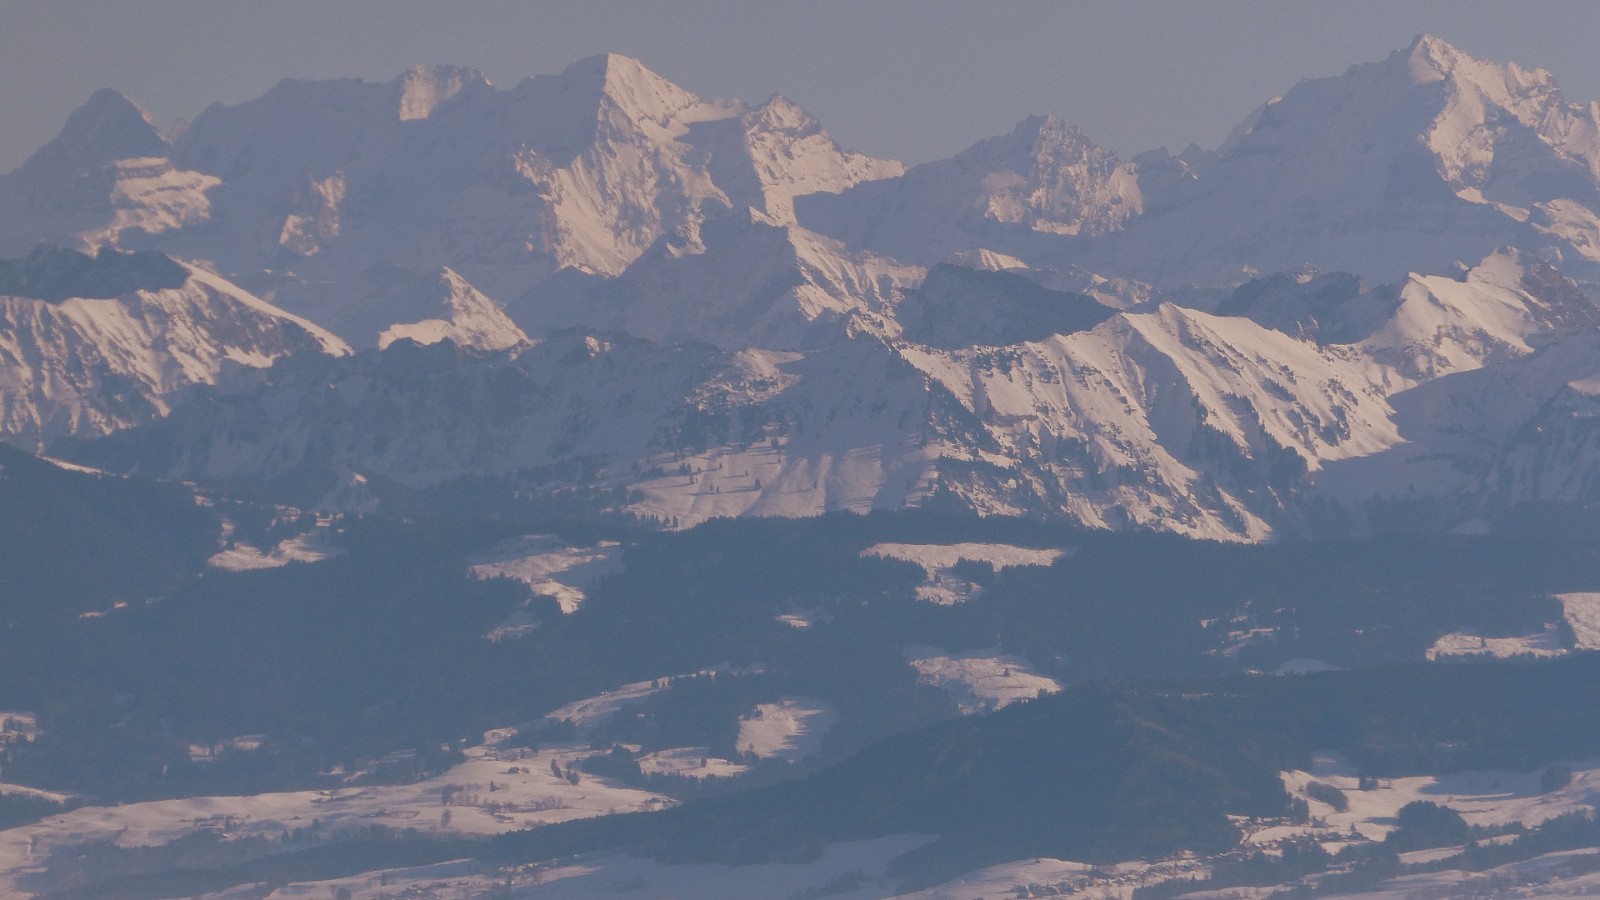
1277, 753, 1600, 844
544, 667, 757, 734
904, 647, 1062, 713
1558, 593, 1600, 650
863, 542, 1064, 571
635, 746, 748, 780
736, 698, 837, 762
207, 531, 343, 571
863, 542, 1066, 604
468, 534, 620, 614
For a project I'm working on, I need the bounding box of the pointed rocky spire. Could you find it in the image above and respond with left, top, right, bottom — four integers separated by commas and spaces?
556, 52, 703, 127
14, 88, 168, 177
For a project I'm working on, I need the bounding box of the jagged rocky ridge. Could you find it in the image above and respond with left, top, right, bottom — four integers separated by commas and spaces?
9, 39, 1600, 540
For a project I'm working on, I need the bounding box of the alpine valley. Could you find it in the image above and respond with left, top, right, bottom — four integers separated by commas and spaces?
9, 34, 1600, 899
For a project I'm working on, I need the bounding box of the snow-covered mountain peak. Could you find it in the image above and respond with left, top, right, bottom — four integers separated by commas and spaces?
1462, 246, 1538, 292
1073, 35, 1600, 285
377, 267, 529, 352
558, 52, 708, 129
1396, 33, 1552, 94
9, 89, 168, 182
727, 95, 904, 225
795, 113, 1138, 263
61, 88, 164, 145
1355, 248, 1600, 383
393, 64, 490, 121
745, 95, 818, 132
1401, 34, 1469, 86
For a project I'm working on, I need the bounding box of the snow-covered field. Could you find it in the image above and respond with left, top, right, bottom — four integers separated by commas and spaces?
736, 698, 837, 762
207, 531, 343, 571
468, 534, 620, 614
1558, 592, 1600, 650
911, 854, 1206, 900
543, 667, 755, 734
634, 746, 749, 780
1425, 624, 1568, 660
1419, 593, 1600, 661
904, 646, 1061, 714
200, 834, 933, 900
862, 542, 1066, 604
1323, 846, 1600, 898
1269, 753, 1600, 846
862, 542, 1066, 572
0, 729, 670, 896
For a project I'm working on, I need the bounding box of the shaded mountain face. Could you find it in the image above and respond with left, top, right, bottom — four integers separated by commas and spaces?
8, 40, 1600, 541
0, 245, 188, 302
0, 442, 219, 619
899, 263, 1115, 348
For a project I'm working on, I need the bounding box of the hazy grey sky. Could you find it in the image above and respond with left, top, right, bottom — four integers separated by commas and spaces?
4, 1, 1600, 174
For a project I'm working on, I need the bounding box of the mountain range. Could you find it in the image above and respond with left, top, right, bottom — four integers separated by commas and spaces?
6, 36, 1600, 540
